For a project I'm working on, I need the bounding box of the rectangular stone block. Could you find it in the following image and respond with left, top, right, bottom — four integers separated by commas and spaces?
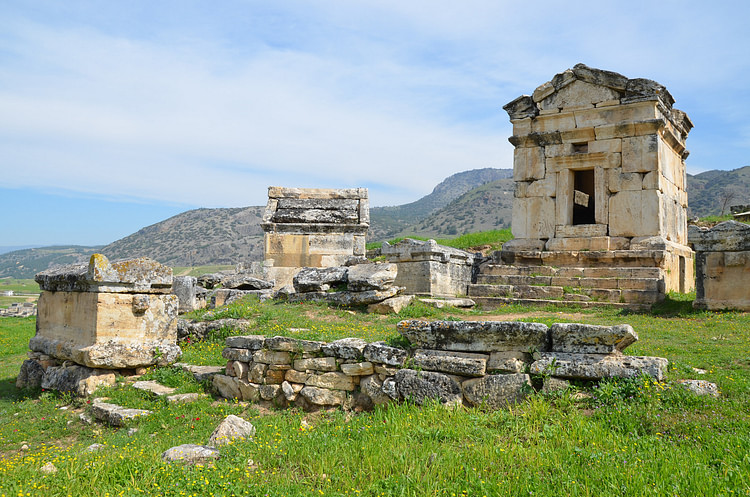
412, 349, 488, 377
513, 147, 546, 181
573, 101, 658, 129
609, 190, 662, 237
622, 135, 658, 173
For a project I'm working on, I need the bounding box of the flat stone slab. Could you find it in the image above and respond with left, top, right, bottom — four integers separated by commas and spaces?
549, 323, 638, 354
393, 369, 462, 406
420, 298, 476, 309
91, 401, 152, 426
132, 380, 177, 396
397, 320, 549, 353
363, 342, 407, 367
530, 353, 668, 381
162, 444, 220, 464
463, 374, 531, 408
167, 393, 208, 403
412, 349, 487, 377
677, 379, 720, 397
36, 254, 173, 293
174, 363, 223, 382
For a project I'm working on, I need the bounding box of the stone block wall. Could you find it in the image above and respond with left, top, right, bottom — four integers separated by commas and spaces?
261, 187, 369, 289
381, 239, 475, 297
689, 221, 750, 310
213, 320, 667, 411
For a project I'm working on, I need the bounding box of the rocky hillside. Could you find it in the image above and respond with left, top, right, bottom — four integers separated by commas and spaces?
687, 166, 750, 216
4, 166, 749, 277
369, 168, 513, 240
102, 207, 265, 266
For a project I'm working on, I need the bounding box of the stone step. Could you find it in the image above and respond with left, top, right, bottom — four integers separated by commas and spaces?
476, 274, 553, 286
475, 274, 662, 292
471, 296, 651, 312
469, 285, 663, 305
478, 264, 662, 280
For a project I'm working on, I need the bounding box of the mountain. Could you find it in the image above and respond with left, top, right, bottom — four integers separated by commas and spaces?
395, 178, 515, 238
686, 166, 750, 217
4, 166, 748, 277
102, 206, 265, 266
0, 245, 103, 279
368, 168, 513, 240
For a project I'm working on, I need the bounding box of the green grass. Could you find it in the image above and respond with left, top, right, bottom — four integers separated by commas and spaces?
367, 228, 513, 252
170, 265, 235, 277
1, 301, 750, 496
0, 278, 40, 294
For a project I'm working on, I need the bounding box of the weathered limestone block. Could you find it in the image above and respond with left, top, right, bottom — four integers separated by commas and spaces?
225, 335, 266, 350
208, 415, 256, 446
487, 351, 532, 373
221, 348, 255, 363
397, 320, 549, 353
462, 374, 531, 408
512, 197, 555, 239
322, 338, 367, 359
132, 380, 177, 396
287, 287, 401, 306
677, 379, 720, 397
530, 353, 668, 381
689, 222, 750, 310
162, 444, 220, 464
549, 323, 638, 354
212, 374, 241, 399
300, 386, 347, 406
609, 190, 662, 237
360, 374, 391, 406
238, 380, 261, 402
306, 372, 356, 391
363, 342, 407, 367
16, 359, 45, 389
293, 267, 348, 292
35, 254, 172, 294
393, 369, 462, 406
172, 276, 200, 314
367, 295, 415, 314
264, 336, 323, 353
253, 349, 291, 365
294, 357, 337, 372
220, 274, 274, 291
91, 400, 151, 427
41, 364, 117, 396
346, 263, 397, 291
340, 362, 374, 376
412, 350, 487, 377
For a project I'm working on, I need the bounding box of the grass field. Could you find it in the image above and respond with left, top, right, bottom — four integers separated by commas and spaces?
171, 265, 236, 277
0, 298, 749, 496
367, 228, 514, 253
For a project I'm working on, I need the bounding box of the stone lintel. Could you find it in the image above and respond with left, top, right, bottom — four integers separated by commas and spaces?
267, 187, 368, 200
261, 223, 369, 234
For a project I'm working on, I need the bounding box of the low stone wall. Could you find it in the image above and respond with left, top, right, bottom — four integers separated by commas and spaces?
689, 221, 750, 310
213, 320, 667, 411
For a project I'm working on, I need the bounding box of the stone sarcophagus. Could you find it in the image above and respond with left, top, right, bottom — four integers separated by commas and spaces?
31, 254, 181, 369
261, 187, 369, 288
689, 221, 750, 310
381, 238, 475, 297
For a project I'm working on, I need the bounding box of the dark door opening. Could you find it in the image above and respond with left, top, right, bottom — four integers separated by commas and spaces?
573, 169, 596, 225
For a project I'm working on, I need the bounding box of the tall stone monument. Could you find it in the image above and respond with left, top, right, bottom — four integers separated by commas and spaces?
261, 187, 369, 288
470, 64, 694, 309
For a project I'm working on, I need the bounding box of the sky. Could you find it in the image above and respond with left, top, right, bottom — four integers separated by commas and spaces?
1, 1, 749, 248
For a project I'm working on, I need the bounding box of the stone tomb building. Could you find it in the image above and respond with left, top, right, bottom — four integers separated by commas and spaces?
261, 187, 369, 288
470, 64, 694, 309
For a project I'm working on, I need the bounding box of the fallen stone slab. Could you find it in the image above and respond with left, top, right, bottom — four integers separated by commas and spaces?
530, 353, 668, 381
174, 363, 223, 382
91, 401, 152, 427
367, 295, 414, 314
550, 323, 638, 354
293, 267, 348, 293
420, 298, 476, 309
394, 369, 462, 406
398, 320, 549, 353
162, 444, 220, 464
167, 393, 208, 403
220, 274, 274, 291
208, 415, 256, 446
462, 374, 532, 409
412, 349, 488, 377
346, 263, 397, 291
288, 287, 401, 306
132, 380, 177, 396
677, 379, 720, 397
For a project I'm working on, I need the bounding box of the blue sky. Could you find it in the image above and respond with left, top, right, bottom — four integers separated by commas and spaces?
1, 0, 749, 247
